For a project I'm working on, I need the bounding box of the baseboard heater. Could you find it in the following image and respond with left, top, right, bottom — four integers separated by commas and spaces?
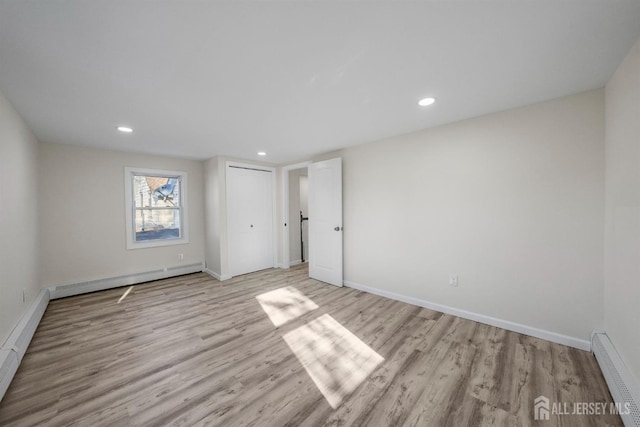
592, 332, 640, 427
49, 263, 203, 299
0, 288, 50, 402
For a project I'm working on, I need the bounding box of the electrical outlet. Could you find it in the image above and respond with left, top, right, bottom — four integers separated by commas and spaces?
449, 275, 459, 287
178, 253, 184, 261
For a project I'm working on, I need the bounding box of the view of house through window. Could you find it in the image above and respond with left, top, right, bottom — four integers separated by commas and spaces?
133, 174, 182, 242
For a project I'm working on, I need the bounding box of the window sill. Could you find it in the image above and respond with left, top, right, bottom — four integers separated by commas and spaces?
126, 237, 189, 250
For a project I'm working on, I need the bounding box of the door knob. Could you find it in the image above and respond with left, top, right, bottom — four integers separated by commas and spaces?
250, 224, 254, 228
334, 226, 342, 231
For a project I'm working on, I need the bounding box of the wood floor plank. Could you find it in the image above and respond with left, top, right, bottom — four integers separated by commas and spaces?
0, 265, 622, 427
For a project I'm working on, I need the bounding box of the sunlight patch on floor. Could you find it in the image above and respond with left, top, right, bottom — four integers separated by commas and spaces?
255, 286, 319, 327
117, 286, 134, 304
283, 313, 384, 409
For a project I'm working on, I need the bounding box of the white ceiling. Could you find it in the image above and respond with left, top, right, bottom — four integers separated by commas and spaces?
1, 1, 640, 164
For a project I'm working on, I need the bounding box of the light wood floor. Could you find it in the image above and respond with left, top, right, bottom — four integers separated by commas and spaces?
0, 265, 621, 426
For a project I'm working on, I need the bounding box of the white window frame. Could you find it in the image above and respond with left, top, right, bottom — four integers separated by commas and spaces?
124, 167, 189, 250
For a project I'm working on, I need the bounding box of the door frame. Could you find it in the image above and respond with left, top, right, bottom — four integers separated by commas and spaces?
225, 161, 277, 277
281, 161, 312, 269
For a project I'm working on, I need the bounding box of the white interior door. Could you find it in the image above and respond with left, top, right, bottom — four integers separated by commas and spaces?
227, 165, 274, 276
308, 158, 343, 286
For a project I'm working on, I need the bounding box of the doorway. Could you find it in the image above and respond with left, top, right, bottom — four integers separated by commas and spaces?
288, 167, 309, 266
282, 162, 311, 269
282, 158, 343, 286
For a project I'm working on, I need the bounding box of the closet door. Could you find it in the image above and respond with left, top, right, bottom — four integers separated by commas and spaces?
227, 165, 274, 277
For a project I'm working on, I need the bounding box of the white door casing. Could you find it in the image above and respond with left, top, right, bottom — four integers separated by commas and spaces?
226, 165, 274, 277
308, 157, 343, 287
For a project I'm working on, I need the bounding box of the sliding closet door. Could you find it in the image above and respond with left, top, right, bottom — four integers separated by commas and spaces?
226, 165, 274, 277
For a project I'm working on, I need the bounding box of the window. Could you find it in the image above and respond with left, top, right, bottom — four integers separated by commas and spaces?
124, 167, 188, 249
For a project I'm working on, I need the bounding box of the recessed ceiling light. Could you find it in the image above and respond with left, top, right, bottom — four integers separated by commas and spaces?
257, 151, 266, 156
418, 97, 436, 107
117, 126, 133, 133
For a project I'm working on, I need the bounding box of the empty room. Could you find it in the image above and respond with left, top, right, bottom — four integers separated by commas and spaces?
1, 1, 639, 426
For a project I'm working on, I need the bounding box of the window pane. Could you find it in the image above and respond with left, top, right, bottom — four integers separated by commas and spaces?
135, 209, 181, 241
133, 175, 181, 208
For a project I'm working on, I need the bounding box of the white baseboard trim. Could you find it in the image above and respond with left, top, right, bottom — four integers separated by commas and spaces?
48, 263, 204, 299
1, 288, 50, 402
592, 332, 640, 427
203, 268, 232, 281
289, 259, 303, 267
344, 280, 591, 351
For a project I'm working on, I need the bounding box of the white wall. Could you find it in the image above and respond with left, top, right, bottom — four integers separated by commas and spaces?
204, 156, 224, 276
605, 37, 640, 381
0, 91, 40, 344
335, 89, 605, 342
38, 143, 205, 286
